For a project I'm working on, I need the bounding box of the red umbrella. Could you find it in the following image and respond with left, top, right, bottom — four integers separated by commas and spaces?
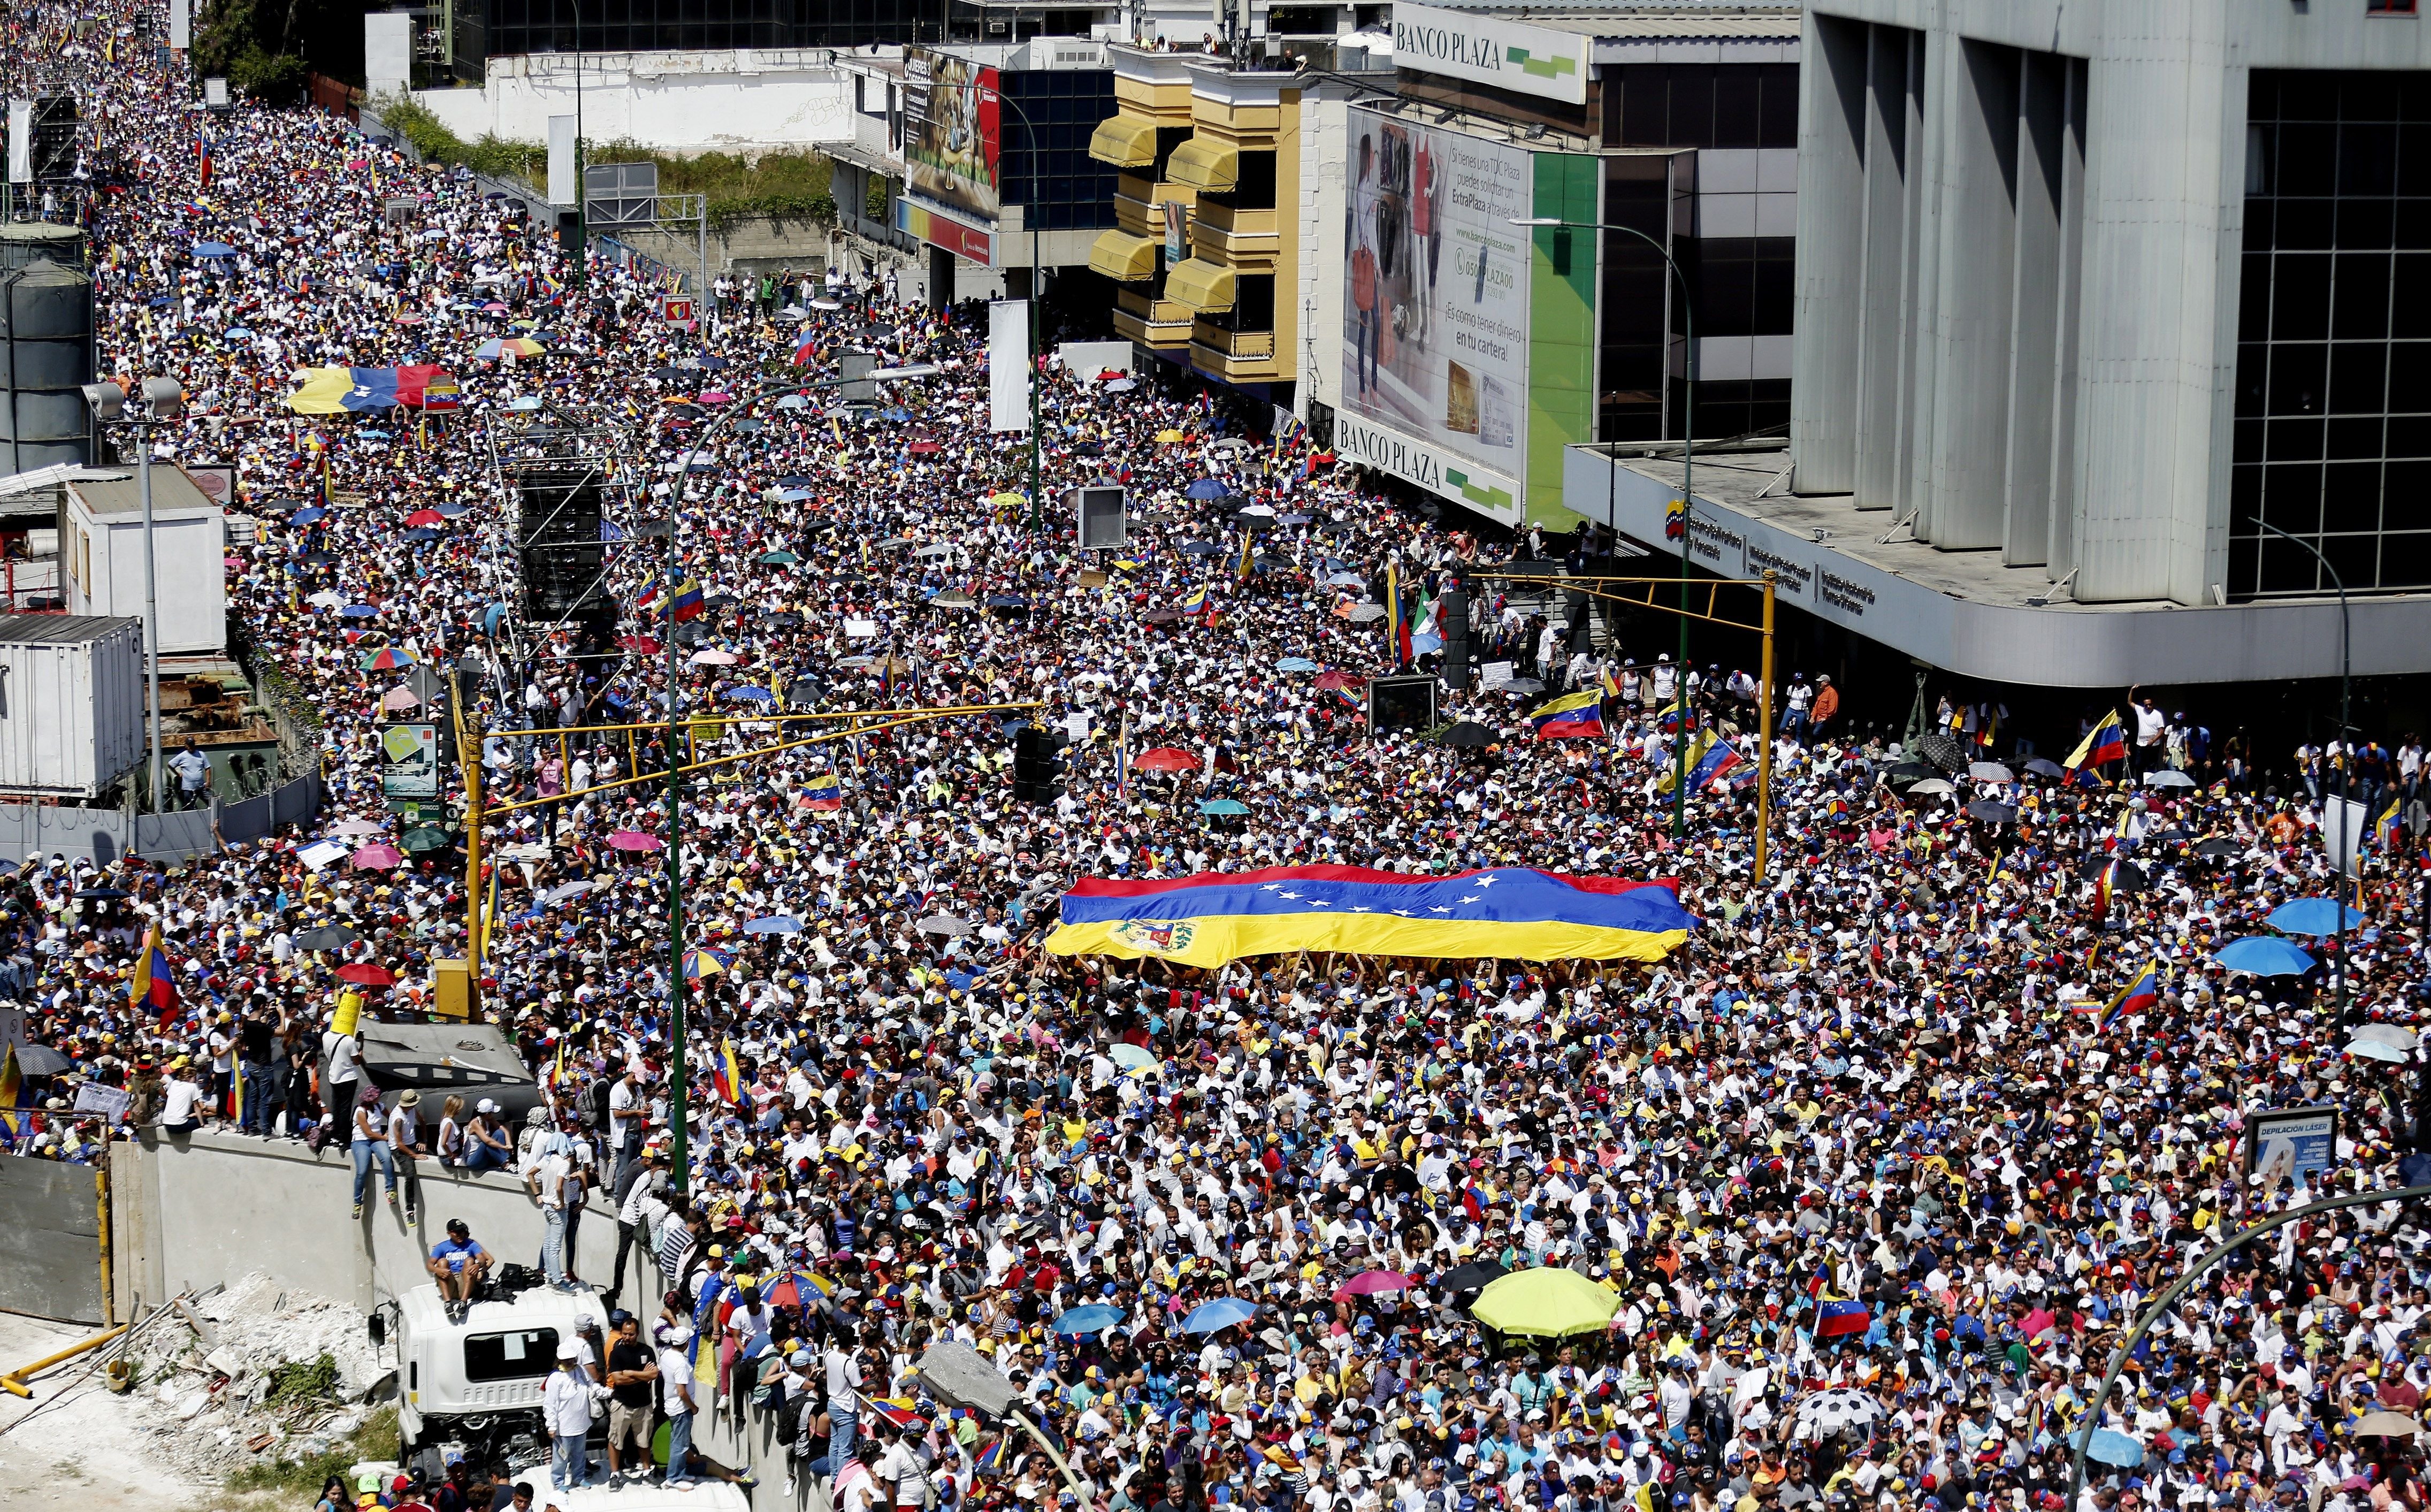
349, 842, 405, 870
1313, 670, 1366, 691
615, 633, 662, 654
1133, 748, 1197, 773
1332, 1270, 1417, 1303
404, 508, 446, 528
608, 830, 666, 852
336, 962, 397, 986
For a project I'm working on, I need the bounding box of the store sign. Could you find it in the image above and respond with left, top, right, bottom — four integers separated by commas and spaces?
896, 198, 993, 265
1392, 2, 1588, 105
2245, 1105, 2340, 1184
1333, 410, 1523, 525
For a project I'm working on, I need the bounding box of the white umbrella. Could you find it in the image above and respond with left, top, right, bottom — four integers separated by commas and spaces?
1967, 761, 2014, 782
1907, 778, 1955, 797
2355, 1024, 2420, 1052
2145, 769, 2197, 788
1794, 1388, 1883, 1435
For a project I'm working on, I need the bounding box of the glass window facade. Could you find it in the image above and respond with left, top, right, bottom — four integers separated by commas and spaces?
2232, 70, 2431, 599
998, 71, 1119, 233
463, 0, 1085, 70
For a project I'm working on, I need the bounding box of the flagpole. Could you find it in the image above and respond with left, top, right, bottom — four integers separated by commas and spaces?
2255, 521, 2352, 1026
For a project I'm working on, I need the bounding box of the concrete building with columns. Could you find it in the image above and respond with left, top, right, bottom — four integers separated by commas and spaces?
1563, 0, 2431, 692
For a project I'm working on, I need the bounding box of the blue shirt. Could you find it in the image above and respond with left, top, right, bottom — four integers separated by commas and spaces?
431, 1236, 486, 1272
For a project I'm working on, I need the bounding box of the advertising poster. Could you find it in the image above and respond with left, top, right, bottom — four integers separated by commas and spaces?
2246, 1105, 2340, 1186
380, 722, 438, 799
1342, 107, 1534, 507
1164, 199, 1187, 265
905, 47, 1001, 225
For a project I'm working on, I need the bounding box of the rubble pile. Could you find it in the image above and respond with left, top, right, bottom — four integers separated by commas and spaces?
123, 1272, 389, 1478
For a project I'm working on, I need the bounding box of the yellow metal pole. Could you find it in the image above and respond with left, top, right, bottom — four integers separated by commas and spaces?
1, 1320, 131, 1396
455, 670, 485, 1009
1755, 571, 1776, 886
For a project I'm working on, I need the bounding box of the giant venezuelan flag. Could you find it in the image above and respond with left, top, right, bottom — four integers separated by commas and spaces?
288, 365, 462, 414
1046, 865, 1694, 966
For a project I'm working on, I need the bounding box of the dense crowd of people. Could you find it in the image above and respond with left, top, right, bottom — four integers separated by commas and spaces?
3, 5, 2431, 1512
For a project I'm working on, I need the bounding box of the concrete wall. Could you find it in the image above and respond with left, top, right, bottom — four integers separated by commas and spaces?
1293, 88, 1350, 424
108, 1128, 645, 1321
414, 51, 851, 155
0, 1154, 104, 1322
108, 1129, 825, 1512
0, 769, 320, 867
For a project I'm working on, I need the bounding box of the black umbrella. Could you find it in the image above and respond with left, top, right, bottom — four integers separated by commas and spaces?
1884, 762, 1940, 789
1180, 541, 1225, 556
74, 886, 131, 899
10, 1043, 71, 1076
1916, 732, 1971, 774
1437, 721, 1496, 749
2080, 857, 2151, 892
2196, 837, 2241, 857
2022, 758, 2066, 778
1436, 1259, 1509, 1293
1966, 800, 2020, 824
296, 925, 364, 951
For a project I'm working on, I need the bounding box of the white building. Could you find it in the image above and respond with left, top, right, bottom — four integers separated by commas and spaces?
60, 468, 226, 658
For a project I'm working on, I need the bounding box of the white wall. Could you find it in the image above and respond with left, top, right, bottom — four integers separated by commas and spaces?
67, 507, 226, 656
414, 50, 851, 155
1294, 88, 1349, 423
365, 13, 415, 100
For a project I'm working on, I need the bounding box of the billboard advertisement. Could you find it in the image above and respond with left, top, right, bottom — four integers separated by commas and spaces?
905, 48, 1000, 225
1342, 108, 1536, 513
1391, 2, 1588, 106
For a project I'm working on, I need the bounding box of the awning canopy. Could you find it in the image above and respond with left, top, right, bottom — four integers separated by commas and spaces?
1088, 115, 1159, 169
1088, 230, 1160, 282
1167, 136, 1239, 194
1165, 258, 1236, 315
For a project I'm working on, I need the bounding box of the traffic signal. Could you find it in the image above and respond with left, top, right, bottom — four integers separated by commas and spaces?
1013, 724, 1064, 806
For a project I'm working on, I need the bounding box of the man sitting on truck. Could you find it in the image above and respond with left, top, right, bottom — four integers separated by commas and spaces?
427, 1219, 492, 1322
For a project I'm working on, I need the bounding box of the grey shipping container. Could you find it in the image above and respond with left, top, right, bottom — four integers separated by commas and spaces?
0, 614, 143, 798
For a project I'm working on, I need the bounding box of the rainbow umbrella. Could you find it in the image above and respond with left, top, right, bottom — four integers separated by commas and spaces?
682, 946, 731, 980
475, 336, 545, 360
360, 646, 416, 671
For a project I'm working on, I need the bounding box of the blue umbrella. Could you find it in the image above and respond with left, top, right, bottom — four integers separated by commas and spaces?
985, 594, 1028, 609
340, 604, 380, 618
879, 406, 913, 422
2075, 1428, 2146, 1470
1199, 798, 1249, 816
1275, 657, 1320, 673
777, 476, 814, 488
190, 241, 237, 258
1052, 1305, 1126, 1337
2268, 897, 2365, 936
744, 915, 802, 935
1181, 1299, 1258, 1334
435, 503, 472, 517
696, 354, 731, 371
401, 526, 439, 542
1184, 478, 1232, 500
225, 326, 253, 339
723, 686, 776, 703
355, 429, 391, 440
2213, 935, 2317, 977
779, 489, 814, 502
291, 506, 327, 526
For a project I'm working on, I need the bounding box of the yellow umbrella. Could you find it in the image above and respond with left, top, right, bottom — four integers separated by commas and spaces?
1470, 1267, 1618, 1339
988, 491, 1026, 507
1156, 429, 1187, 444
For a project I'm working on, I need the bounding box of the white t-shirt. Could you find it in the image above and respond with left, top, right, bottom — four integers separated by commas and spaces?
608, 1078, 638, 1141
660, 1343, 695, 1414
160, 1078, 204, 1123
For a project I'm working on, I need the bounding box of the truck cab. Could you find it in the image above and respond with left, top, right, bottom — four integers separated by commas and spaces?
376, 1281, 611, 1467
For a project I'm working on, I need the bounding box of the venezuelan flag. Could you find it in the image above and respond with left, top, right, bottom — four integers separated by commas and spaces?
287, 365, 460, 415
803, 772, 844, 811
1814, 1297, 1871, 1339
2065, 710, 2129, 773
1529, 690, 1604, 740
1687, 735, 1746, 789
129, 924, 177, 1026
669, 578, 706, 622
713, 1037, 744, 1104
2088, 960, 2161, 1029
1045, 865, 1694, 967
1178, 584, 1206, 615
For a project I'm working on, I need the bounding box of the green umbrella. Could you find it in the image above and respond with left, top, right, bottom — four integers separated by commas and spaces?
758, 550, 800, 565
1469, 1267, 1618, 1338
401, 826, 456, 853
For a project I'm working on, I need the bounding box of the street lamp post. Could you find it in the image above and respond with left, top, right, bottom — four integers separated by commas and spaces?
995, 93, 1045, 532
2256, 520, 2355, 1024
1512, 215, 1697, 837
650, 364, 937, 1192
81, 377, 186, 813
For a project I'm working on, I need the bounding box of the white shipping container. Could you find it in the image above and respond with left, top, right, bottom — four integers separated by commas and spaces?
0, 614, 146, 798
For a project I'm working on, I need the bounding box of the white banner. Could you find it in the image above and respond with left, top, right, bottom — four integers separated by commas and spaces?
7, 101, 29, 186
546, 115, 577, 208
990, 299, 1030, 434
1391, 2, 1587, 105
2322, 796, 2368, 879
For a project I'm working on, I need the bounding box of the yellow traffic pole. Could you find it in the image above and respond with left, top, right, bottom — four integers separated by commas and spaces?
1755, 570, 1776, 885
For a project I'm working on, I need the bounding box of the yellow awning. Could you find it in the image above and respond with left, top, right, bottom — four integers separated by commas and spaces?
1089, 115, 1159, 169
1088, 230, 1159, 282
1165, 258, 1236, 315
1167, 137, 1239, 194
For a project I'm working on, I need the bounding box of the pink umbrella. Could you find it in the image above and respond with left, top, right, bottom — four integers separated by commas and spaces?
608, 830, 666, 852
382, 687, 421, 711
350, 843, 406, 870
1332, 1270, 1418, 1303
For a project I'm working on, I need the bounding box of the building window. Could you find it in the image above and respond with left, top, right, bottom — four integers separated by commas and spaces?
2229, 68, 2431, 598
2369, 0, 2418, 15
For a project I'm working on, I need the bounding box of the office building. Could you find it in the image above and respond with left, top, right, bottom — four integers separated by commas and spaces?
1580, 0, 2431, 688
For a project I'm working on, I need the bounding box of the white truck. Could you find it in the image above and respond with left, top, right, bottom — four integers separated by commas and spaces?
372, 1280, 611, 1472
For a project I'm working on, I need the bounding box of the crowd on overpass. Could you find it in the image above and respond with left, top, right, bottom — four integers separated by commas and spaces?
2, 4, 2431, 1512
